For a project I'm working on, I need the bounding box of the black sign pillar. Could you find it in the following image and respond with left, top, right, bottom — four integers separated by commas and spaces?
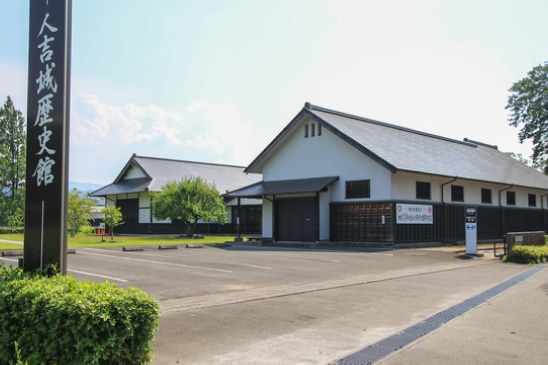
24, 0, 72, 274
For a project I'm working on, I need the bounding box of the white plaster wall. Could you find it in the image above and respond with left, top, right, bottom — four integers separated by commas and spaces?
139, 193, 151, 224
499, 186, 546, 208
125, 165, 146, 179
226, 207, 233, 223
262, 198, 273, 238
263, 117, 393, 201
318, 190, 332, 240
259, 117, 394, 240
392, 172, 453, 203
393, 171, 547, 208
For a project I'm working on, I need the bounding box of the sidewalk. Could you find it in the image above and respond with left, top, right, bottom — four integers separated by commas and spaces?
0, 238, 23, 245
361, 264, 548, 365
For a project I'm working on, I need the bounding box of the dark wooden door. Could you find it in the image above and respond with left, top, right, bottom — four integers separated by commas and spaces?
275, 198, 315, 242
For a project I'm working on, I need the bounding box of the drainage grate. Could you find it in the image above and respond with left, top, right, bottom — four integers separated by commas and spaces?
338, 265, 545, 365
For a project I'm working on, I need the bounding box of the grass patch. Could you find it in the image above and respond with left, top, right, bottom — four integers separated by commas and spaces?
0, 244, 23, 250
0, 233, 236, 250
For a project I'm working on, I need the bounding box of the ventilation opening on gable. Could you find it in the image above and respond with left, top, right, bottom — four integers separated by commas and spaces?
304, 123, 322, 138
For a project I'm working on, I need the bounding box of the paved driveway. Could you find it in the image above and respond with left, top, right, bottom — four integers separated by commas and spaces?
1, 244, 545, 364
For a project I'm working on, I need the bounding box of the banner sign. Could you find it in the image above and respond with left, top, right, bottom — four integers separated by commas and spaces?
24, 0, 72, 273
396, 203, 433, 224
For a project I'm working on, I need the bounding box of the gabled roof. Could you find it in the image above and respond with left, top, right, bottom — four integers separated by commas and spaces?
246, 103, 548, 190
90, 154, 262, 197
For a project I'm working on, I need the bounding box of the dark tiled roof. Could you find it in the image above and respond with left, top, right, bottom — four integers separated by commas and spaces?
89, 177, 150, 196
247, 103, 548, 190
90, 155, 262, 196
227, 176, 339, 197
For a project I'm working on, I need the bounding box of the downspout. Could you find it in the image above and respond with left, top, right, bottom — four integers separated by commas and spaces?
441, 177, 458, 242
498, 184, 514, 237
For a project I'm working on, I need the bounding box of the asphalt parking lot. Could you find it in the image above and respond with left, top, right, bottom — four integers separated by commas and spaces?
1, 243, 547, 364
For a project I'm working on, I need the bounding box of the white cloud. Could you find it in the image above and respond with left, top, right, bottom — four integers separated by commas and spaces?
69, 82, 261, 183
71, 92, 184, 147
184, 100, 259, 165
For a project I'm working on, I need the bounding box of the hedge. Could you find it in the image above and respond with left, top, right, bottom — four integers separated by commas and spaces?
0, 266, 159, 364
0, 227, 24, 234
505, 245, 548, 265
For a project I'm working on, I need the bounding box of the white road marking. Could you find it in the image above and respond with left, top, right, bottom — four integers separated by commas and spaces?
68, 269, 129, 282
137, 252, 273, 270
1, 257, 129, 282
80, 249, 234, 273
0, 257, 18, 263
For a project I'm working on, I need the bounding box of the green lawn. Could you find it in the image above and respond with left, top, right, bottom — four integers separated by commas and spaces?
0, 233, 238, 250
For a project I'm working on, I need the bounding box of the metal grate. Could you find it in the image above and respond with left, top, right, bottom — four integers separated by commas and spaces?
338, 266, 545, 365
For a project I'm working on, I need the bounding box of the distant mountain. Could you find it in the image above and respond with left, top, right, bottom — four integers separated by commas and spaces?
69, 182, 106, 205
69, 182, 105, 194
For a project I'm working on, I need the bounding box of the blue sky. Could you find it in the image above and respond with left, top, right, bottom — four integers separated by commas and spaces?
1, 0, 547, 185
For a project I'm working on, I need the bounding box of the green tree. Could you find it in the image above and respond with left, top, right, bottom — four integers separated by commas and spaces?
102, 206, 124, 241
0, 96, 26, 223
152, 176, 227, 237
67, 188, 95, 237
7, 207, 24, 233
506, 61, 548, 173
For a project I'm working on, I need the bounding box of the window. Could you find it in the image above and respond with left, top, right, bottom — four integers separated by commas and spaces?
318, 124, 322, 136
481, 188, 492, 204
416, 181, 431, 200
507, 191, 516, 206
451, 185, 464, 202
528, 193, 537, 207
346, 180, 371, 199
311, 123, 315, 137
304, 124, 309, 138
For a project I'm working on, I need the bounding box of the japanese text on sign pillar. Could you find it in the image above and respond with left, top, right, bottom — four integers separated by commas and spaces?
32, 12, 59, 187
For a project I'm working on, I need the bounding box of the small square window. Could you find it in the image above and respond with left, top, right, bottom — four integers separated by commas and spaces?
451, 185, 464, 202
507, 191, 516, 206
528, 193, 537, 207
481, 188, 492, 204
416, 181, 431, 200
346, 180, 371, 199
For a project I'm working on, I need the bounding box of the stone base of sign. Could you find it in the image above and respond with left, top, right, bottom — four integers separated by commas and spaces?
158, 245, 178, 250
122, 246, 145, 252
2, 250, 23, 257
186, 244, 204, 249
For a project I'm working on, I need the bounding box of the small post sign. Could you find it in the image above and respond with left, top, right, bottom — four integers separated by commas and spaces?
24, 0, 72, 274
465, 206, 477, 255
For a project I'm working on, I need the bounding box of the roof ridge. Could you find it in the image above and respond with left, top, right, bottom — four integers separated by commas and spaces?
463, 138, 498, 150
132, 154, 248, 169
304, 102, 476, 148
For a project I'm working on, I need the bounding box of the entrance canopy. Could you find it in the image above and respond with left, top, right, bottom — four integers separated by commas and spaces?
226, 176, 339, 198
89, 177, 150, 196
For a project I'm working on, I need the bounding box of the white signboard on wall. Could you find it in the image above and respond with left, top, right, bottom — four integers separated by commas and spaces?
396, 203, 433, 224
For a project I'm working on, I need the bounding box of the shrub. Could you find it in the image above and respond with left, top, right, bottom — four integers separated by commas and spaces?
0, 266, 159, 364
79, 225, 96, 235
505, 245, 548, 264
